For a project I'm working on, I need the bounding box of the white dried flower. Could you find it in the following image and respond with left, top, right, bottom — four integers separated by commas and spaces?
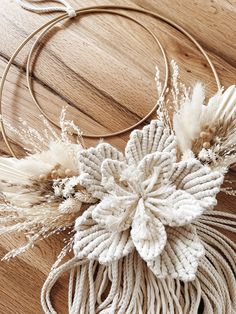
173, 84, 236, 169
0, 113, 95, 260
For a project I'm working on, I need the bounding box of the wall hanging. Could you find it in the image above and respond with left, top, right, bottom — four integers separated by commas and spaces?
0, 1, 235, 313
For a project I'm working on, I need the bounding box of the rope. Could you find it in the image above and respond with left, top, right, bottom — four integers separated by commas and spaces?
16, 0, 76, 17
41, 257, 86, 313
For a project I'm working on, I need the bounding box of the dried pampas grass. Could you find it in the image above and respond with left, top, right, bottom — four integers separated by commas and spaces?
0, 63, 235, 314
156, 61, 236, 170
0, 110, 95, 260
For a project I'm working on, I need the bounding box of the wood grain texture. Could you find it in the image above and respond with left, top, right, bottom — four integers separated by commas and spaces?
0, 0, 235, 313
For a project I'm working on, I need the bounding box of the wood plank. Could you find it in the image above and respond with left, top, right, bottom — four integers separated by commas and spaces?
0, 0, 235, 313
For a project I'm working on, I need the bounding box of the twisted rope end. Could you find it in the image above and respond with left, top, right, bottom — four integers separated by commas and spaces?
16, 0, 77, 18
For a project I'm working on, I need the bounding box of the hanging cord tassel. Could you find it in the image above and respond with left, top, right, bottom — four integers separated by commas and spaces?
16, 0, 76, 18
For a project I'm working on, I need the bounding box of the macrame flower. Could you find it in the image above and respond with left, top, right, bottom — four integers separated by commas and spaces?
74, 121, 223, 281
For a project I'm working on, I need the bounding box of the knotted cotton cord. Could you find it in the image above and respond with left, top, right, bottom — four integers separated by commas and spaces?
70, 264, 89, 313
40, 211, 236, 313
16, 0, 76, 17
41, 257, 86, 313
1, 2, 235, 314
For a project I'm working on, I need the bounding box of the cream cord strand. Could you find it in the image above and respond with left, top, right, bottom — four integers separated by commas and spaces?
2, 3, 235, 314
41, 240, 236, 313
41, 257, 86, 313
16, 0, 76, 17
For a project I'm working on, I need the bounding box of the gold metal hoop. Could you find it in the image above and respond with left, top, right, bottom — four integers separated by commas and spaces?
0, 5, 221, 158
26, 9, 169, 139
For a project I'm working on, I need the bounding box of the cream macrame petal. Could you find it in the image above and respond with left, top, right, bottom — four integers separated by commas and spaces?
125, 120, 176, 166
74, 206, 134, 264
101, 159, 133, 196
138, 151, 173, 186
78, 143, 124, 199
147, 224, 204, 281
147, 189, 204, 227
171, 159, 223, 208
92, 196, 136, 232
131, 200, 167, 262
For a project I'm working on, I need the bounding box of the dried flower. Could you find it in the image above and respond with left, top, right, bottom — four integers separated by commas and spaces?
0, 112, 95, 260
172, 82, 236, 168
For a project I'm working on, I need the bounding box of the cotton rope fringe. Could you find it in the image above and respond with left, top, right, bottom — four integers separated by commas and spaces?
41, 211, 236, 314
3, 3, 235, 314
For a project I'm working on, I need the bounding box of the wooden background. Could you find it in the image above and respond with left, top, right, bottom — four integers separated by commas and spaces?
0, 0, 236, 313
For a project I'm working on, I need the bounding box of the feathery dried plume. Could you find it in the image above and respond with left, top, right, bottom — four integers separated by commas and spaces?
156, 62, 236, 169
0, 111, 95, 260
173, 84, 236, 169
156, 60, 191, 130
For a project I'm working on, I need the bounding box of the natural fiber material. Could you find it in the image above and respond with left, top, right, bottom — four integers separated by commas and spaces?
0, 2, 235, 313
40, 75, 236, 312
0, 65, 235, 313
75, 121, 223, 281
173, 83, 236, 168
0, 111, 95, 260
41, 211, 236, 314
17, 0, 76, 17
